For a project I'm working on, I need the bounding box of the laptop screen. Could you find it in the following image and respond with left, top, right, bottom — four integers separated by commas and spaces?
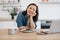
41, 21, 52, 29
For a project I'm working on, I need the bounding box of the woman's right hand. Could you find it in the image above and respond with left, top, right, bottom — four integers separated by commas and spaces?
19, 26, 27, 30
19, 26, 30, 30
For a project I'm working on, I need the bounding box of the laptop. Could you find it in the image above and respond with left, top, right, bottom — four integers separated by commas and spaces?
48, 19, 60, 34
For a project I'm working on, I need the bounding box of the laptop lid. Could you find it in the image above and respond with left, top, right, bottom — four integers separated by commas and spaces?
48, 19, 60, 33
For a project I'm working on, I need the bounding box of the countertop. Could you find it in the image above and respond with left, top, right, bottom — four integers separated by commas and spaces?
0, 18, 16, 21
0, 29, 60, 40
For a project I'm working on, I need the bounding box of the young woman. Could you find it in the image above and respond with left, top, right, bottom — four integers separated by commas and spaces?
16, 3, 39, 30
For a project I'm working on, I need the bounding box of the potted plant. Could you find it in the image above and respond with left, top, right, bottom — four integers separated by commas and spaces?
10, 7, 17, 20
10, 13, 17, 20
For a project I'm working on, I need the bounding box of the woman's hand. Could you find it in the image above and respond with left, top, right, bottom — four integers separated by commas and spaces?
19, 26, 27, 30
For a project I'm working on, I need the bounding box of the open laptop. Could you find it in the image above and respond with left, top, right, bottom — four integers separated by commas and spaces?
48, 19, 60, 34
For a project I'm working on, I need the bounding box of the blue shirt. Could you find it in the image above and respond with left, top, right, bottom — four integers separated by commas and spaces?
16, 11, 37, 28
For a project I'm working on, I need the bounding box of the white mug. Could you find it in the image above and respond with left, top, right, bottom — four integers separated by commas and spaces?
8, 29, 16, 35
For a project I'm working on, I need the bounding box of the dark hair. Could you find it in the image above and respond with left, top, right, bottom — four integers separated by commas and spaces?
22, 3, 39, 22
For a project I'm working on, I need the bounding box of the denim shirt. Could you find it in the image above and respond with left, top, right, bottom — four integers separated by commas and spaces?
16, 11, 37, 28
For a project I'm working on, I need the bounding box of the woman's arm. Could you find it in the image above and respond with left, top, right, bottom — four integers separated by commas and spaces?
16, 12, 28, 30
18, 16, 35, 30
28, 16, 35, 29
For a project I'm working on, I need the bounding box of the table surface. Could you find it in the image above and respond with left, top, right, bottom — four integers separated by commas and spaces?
0, 29, 60, 40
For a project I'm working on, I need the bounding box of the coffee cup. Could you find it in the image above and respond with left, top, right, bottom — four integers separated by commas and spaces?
8, 29, 16, 35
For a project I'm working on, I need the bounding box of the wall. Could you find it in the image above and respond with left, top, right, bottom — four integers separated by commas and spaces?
20, 0, 60, 20
0, 0, 60, 20
39, 4, 60, 20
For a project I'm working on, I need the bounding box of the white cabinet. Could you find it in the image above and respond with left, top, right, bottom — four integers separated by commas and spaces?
0, 21, 18, 29
0, 0, 21, 11
0, 0, 20, 3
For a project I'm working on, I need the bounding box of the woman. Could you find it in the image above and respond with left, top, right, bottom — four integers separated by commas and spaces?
16, 3, 39, 30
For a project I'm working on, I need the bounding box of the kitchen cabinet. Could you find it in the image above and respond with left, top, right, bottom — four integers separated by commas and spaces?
0, 19, 18, 29
0, 0, 21, 11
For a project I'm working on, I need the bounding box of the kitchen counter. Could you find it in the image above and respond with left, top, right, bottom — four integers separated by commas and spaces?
0, 18, 16, 21
0, 29, 60, 40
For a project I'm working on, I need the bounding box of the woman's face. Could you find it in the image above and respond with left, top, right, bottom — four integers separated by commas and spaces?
27, 5, 36, 17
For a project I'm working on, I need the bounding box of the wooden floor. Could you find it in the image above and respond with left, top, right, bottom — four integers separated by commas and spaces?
0, 29, 60, 40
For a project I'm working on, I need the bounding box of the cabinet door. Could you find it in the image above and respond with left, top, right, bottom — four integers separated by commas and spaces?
0, 21, 17, 29
0, 22, 3, 29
